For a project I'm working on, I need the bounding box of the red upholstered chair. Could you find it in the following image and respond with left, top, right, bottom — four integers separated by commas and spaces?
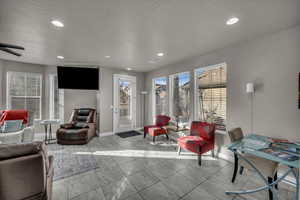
177, 121, 216, 166
0, 110, 29, 126
144, 115, 171, 138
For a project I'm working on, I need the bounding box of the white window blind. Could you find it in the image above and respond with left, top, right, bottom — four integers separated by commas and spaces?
195, 63, 227, 130
7, 71, 42, 124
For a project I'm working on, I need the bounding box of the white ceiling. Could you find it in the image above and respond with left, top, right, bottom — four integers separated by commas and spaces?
0, 0, 299, 72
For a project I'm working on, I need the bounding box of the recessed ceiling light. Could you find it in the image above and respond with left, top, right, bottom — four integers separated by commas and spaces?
126, 67, 132, 71
57, 55, 64, 59
226, 17, 239, 25
51, 20, 64, 27
157, 52, 164, 57
105, 55, 111, 58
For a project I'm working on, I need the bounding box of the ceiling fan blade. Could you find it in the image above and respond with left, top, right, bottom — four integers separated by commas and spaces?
0, 43, 25, 50
0, 47, 22, 56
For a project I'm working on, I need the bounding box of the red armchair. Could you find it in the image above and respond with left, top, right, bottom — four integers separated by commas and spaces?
177, 121, 215, 166
0, 110, 29, 126
144, 115, 171, 140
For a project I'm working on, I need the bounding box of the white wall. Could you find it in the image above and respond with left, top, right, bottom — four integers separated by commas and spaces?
0, 61, 145, 134
145, 25, 300, 154
63, 89, 97, 121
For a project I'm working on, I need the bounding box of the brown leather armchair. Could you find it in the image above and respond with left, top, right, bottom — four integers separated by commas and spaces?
0, 142, 54, 200
56, 108, 97, 145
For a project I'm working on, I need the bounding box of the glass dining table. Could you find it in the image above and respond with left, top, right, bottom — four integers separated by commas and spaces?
226, 134, 299, 200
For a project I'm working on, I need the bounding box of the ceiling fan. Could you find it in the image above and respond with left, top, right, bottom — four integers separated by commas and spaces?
0, 42, 25, 56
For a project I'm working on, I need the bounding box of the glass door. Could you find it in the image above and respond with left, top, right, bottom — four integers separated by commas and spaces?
113, 74, 137, 133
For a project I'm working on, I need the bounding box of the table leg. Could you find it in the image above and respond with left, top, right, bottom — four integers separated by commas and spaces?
226, 152, 296, 200
227, 151, 276, 199
44, 124, 48, 144
49, 124, 52, 140
177, 146, 181, 155
198, 145, 202, 166
291, 168, 299, 200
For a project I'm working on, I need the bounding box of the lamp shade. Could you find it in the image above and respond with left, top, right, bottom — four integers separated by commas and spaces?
246, 83, 254, 93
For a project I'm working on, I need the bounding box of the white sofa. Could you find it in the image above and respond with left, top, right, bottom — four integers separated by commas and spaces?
0, 126, 35, 144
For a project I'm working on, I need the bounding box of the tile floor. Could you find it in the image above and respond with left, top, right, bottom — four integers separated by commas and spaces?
37, 132, 296, 200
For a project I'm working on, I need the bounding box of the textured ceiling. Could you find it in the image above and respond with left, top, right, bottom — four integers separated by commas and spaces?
0, 0, 299, 72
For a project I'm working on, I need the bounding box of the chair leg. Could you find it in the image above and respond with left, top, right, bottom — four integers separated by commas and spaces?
268, 177, 273, 200
177, 146, 181, 155
211, 149, 215, 158
239, 166, 244, 175
198, 145, 202, 166
232, 153, 238, 183
165, 133, 169, 140
274, 172, 278, 190
152, 136, 155, 143
198, 154, 202, 166
144, 131, 146, 138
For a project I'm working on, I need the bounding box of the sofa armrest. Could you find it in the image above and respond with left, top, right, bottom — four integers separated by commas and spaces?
0, 129, 23, 144
46, 155, 54, 200
22, 126, 34, 143
88, 123, 96, 129
48, 155, 54, 175
60, 123, 74, 129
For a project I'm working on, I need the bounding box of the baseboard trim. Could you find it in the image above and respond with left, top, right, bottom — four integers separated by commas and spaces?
134, 127, 143, 131
99, 132, 114, 137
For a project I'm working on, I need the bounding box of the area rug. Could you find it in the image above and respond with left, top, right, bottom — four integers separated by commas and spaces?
116, 130, 141, 138
48, 146, 99, 181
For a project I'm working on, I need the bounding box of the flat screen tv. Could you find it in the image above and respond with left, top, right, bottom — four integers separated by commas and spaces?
57, 66, 99, 90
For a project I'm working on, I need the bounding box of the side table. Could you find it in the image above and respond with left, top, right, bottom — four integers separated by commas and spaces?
40, 119, 60, 144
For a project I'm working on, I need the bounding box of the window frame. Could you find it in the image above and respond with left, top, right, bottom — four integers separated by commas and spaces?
6, 71, 43, 120
168, 71, 191, 125
194, 63, 227, 130
49, 74, 64, 121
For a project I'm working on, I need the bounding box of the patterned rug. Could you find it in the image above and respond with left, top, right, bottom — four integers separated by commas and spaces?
48, 145, 99, 181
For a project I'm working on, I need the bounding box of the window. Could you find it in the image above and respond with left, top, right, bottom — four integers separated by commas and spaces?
49, 74, 64, 121
195, 63, 227, 130
7, 71, 42, 124
169, 72, 191, 124
153, 77, 168, 117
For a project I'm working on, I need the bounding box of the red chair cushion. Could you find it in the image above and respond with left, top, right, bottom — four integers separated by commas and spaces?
148, 127, 167, 137
144, 115, 170, 135
177, 136, 205, 145
177, 136, 207, 154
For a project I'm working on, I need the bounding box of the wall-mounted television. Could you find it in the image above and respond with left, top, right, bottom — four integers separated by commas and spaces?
57, 66, 99, 90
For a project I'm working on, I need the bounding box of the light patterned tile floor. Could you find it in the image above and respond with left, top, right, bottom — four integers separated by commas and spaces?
34, 132, 296, 200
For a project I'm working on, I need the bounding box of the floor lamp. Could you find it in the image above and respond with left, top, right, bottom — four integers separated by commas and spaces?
246, 83, 255, 134
141, 91, 148, 128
